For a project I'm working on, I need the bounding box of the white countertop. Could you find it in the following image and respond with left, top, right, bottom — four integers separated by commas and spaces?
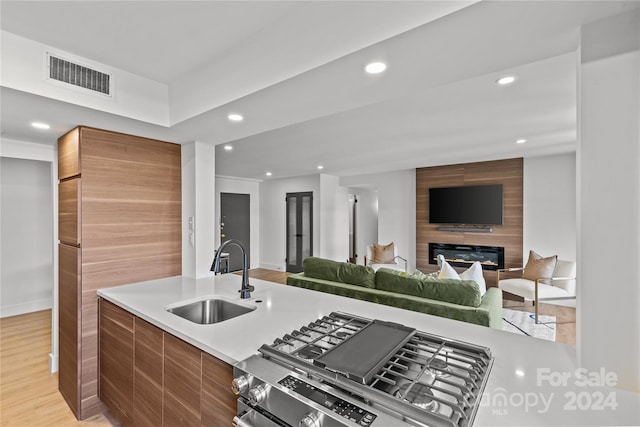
97, 274, 640, 426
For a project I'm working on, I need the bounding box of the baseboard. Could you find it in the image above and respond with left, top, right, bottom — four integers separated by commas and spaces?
0, 299, 52, 318
49, 353, 59, 373
544, 299, 576, 308
520, 298, 576, 308
259, 263, 286, 272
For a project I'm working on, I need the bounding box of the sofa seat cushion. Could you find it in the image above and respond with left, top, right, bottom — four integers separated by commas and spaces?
302, 257, 376, 289
376, 268, 481, 307
499, 278, 572, 301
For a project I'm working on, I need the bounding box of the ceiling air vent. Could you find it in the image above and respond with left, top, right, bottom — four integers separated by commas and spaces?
47, 54, 112, 96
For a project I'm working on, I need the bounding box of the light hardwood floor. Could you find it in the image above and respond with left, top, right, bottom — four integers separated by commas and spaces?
0, 310, 112, 426
0, 268, 575, 426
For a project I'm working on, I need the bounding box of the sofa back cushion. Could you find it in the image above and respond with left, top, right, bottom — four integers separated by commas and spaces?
302, 257, 376, 288
375, 268, 482, 307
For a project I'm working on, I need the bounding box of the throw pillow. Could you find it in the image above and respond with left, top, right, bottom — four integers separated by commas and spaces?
522, 250, 557, 281
438, 259, 460, 280
438, 258, 486, 295
372, 242, 395, 264
459, 261, 487, 295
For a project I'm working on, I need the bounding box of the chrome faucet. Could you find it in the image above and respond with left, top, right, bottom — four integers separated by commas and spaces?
211, 239, 254, 299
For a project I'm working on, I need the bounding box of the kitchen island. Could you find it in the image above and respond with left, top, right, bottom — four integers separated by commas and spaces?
97, 274, 639, 426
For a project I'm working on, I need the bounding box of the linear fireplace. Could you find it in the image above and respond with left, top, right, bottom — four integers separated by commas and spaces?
429, 243, 505, 271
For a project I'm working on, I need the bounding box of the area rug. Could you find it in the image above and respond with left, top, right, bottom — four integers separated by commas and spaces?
502, 308, 556, 342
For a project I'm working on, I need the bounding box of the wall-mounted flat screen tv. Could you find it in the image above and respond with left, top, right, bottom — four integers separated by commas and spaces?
429, 184, 503, 225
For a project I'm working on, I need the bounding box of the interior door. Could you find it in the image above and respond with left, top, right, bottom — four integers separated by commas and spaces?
220, 193, 250, 272
286, 192, 313, 273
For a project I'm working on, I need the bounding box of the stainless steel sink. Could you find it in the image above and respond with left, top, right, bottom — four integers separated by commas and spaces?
166, 297, 256, 324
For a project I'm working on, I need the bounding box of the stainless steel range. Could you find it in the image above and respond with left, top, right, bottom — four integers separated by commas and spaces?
232, 312, 493, 427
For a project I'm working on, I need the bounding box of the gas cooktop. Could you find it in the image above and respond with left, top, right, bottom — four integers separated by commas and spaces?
233, 311, 493, 427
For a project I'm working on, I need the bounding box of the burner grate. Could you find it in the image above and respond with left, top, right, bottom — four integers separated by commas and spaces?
260, 311, 493, 427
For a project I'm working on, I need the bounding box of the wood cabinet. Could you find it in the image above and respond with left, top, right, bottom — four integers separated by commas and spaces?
58, 126, 181, 419
164, 333, 202, 426
133, 318, 164, 427
58, 244, 81, 415
99, 299, 134, 426
58, 127, 80, 180
98, 298, 236, 426
59, 179, 81, 246
201, 352, 237, 427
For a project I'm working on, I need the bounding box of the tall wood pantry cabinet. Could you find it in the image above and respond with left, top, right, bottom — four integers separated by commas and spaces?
57, 126, 181, 419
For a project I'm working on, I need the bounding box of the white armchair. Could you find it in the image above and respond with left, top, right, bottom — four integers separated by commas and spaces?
365, 243, 407, 272
498, 257, 576, 324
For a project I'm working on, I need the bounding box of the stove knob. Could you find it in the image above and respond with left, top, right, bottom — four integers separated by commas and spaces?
231, 375, 249, 395
299, 412, 321, 427
248, 384, 268, 406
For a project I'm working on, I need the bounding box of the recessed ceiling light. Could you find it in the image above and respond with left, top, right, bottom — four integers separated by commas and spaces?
224, 145, 233, 151
364, 62, 387, 74
317, 165, 324, 170
228, 114, 243, 122
515, 370, 525, 377
516, 139, 527, 144
496, 76, 516, 85
265, 172, 272, 177
31, 122, 50, 130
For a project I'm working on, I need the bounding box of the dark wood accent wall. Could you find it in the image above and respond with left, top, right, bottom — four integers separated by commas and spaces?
416, 158, 523, 287
58, 126, 181, 420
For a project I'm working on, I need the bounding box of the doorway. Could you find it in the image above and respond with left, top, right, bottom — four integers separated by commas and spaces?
348, 194, 357, 263
285, 192, 313, 273
220, 193, 250, 272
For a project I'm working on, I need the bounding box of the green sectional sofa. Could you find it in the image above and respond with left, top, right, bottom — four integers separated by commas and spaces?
286, 257, 503, 329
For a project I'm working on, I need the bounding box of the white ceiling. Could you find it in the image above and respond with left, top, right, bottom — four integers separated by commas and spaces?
1, 1, 638, 181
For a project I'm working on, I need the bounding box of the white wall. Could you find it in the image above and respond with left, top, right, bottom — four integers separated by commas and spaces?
319, 174, 350, 261
578, 10, 639, 393
347, 188, 378, 265
181, 142, 216, 278
215, 177, 261, 269
0, 157, 54, 317
342, 170, 416, 271
259, 175, 320, 271
181, 143, 196, 277
524, 153, 576, 261
0, 138, 58, 371
377, 170, 416, 272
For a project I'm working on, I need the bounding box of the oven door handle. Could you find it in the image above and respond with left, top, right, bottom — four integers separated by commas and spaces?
233, 408, 289, 427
